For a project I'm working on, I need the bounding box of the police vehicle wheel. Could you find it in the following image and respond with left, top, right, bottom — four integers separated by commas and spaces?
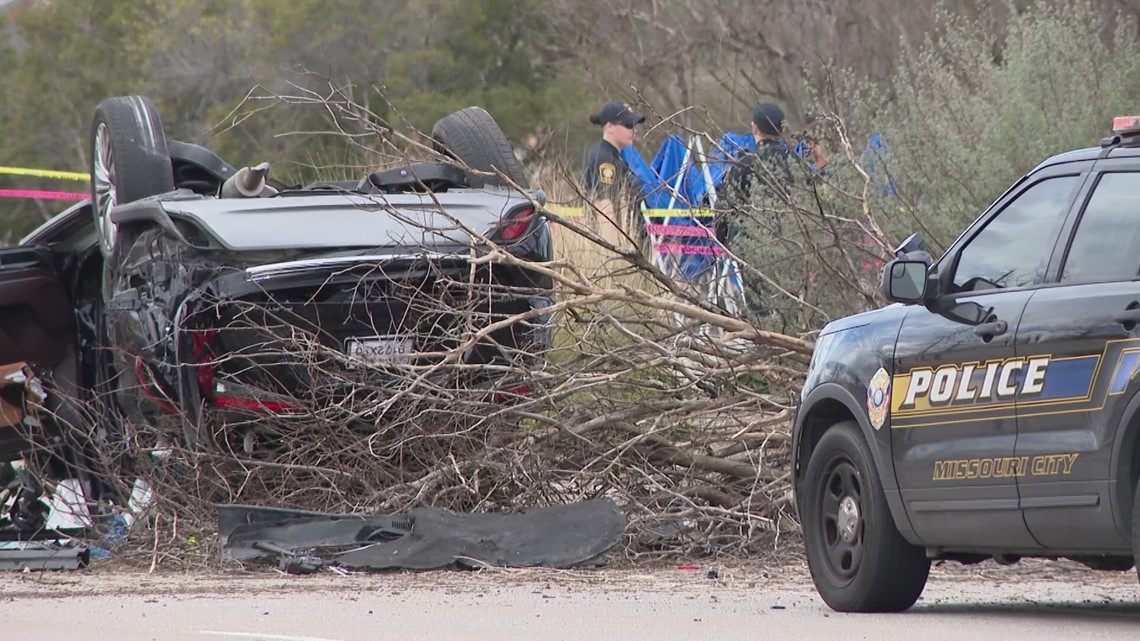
431, 107, 529, 189
1132, 481, 1140, 587
802, 420, 930, 612
89, 95, 175, 257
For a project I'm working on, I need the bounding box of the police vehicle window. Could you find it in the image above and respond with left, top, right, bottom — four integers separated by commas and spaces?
1061, 172, 1140, 284
953, 175, 1080, 292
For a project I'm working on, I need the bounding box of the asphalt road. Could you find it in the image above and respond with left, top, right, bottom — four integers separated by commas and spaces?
2, 561, 1138, 640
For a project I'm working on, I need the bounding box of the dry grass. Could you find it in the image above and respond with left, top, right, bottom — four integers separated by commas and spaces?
530, 162, 678, 355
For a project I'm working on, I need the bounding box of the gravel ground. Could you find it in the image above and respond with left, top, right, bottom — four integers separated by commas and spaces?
1, 557, 1137, 640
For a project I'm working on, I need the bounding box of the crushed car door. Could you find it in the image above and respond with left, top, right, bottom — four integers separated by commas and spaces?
1014, 163, 1140, 552
891, 171, 1086, 551
0, 245, 74, 368
0, 244, 75, 457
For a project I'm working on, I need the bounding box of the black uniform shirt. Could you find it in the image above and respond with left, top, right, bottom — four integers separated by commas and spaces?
582, 139, 633, 202
724, 139, 795, 206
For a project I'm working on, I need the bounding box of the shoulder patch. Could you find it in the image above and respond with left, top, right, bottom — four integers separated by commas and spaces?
867, 367, 891, 430
599, 162, 616, 185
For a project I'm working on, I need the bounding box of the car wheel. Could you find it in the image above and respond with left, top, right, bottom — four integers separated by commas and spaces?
801, 419, 931, 612
90, 95, 175, 257
431, 107, 529, 189
1133, 480, 1140, 587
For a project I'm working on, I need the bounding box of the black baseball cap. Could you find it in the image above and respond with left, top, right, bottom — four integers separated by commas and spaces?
752, 103, 785, 136
590, 101, 646, 127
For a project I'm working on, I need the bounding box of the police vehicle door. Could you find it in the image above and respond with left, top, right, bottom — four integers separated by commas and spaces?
891, 171, 1086, 550
1014, 161, 1140, 552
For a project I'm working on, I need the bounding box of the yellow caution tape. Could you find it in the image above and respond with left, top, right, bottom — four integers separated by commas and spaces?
545, 204, 583, 218
642, 208, 715, 219
544, 205, 716, 220
0, 165, 89, 181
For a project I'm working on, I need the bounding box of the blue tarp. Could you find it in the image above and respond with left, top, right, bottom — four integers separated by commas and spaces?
620, 131, 826, 209
619, 139, 667, 207
861, 133, 895, 197
612, 131, 888, 284
619, 133, 698, 209
615, 130, 821, 281
619, 133, 759, 279
691, 131, 756, 206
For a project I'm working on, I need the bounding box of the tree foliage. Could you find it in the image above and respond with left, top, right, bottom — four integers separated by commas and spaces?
3, 0, 1140, 246
0, 0, 595, 236
833, 0, 1140, 252
723, 0, 1140, 335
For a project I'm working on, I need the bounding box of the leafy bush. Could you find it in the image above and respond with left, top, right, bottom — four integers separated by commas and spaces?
728, 0, 1140, 334
867, 0, 1140, 248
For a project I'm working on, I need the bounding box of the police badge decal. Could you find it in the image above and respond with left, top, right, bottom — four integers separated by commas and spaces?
867, 367, 891, 430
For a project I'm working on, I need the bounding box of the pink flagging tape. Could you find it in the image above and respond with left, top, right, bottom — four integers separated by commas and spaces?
0, 188, 87, 201
644, 223, 714, 238
653, 242, 724, 255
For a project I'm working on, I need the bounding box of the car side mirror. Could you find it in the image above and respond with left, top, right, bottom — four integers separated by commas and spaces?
881, 259, 930, 304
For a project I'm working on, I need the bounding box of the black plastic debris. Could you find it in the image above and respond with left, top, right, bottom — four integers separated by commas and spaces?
0, 462, 93, 572
219, 503, 412, 563
218, 498, 626, 571
0, 463, 51, 533
251, 541, 325, 575
0, 541, 89, 571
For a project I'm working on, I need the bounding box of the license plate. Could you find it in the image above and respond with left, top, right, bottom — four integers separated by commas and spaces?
345, 336, 415, 368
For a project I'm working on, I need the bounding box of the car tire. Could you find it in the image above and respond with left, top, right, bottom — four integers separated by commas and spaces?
1133, 480, 1140, 587
90, 95, 175, 257
431, 107, 529, 189
801, 420, 931, 612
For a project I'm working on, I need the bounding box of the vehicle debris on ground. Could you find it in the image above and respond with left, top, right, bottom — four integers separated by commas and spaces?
218, 497, 626, 574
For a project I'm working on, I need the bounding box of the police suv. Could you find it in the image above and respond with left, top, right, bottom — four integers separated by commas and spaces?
793, 116, 1140, 612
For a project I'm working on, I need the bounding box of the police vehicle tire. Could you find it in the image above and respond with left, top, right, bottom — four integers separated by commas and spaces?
802, 420, 931, 612
431, 107, 529, 189
89, 95, 175, 258
1133, 481, 1140, 586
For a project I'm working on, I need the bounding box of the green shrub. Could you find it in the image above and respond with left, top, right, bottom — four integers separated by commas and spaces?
867, 0, 1140, 249
729, 0, 1140, 334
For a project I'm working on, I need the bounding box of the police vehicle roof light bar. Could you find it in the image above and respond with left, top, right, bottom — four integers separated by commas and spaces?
1099, 115, 1140, 148
1111, 116, 1140, 134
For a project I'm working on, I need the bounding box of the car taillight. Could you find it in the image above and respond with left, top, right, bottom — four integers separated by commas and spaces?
496, 206, 535, 242
189, 328, 300, 415
191, 329, 217, 401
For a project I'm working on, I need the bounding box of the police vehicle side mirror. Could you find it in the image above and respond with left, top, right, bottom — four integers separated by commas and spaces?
881, 259, 930, 304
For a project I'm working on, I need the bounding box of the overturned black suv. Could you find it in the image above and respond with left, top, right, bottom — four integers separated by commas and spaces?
0, 95, 554, 474
793, 116, 1140, 611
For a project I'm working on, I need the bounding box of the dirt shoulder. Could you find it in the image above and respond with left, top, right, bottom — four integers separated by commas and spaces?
0, 556, 1135, 603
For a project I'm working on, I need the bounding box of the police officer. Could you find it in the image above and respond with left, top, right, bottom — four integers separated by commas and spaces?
718, 102, 798, 323
724, 102, 795, 204
582, 100, 645, 203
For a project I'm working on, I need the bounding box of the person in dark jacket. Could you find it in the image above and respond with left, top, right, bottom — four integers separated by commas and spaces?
716, 102, 799, 322
723, 102, 795, 206
582, 100, 645, 204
